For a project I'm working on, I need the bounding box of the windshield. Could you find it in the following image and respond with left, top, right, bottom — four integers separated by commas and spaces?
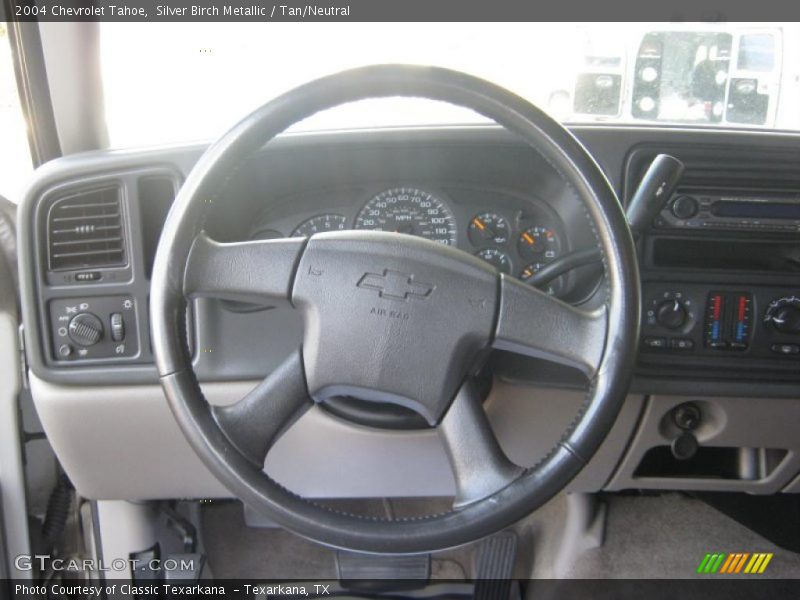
100, 22, 800, 148
0, 23, 33, 202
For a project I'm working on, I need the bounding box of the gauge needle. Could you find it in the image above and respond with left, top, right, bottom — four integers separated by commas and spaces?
522, 232, 535, 245
473, 218, 495, 238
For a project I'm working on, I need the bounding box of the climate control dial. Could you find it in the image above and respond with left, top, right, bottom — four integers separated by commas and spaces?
765, 297, 800, 335
645, 291, 694, 332
656, 299, 688, 330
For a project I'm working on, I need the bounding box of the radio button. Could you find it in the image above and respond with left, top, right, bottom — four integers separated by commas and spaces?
671, 195, 699, 219
771, 343, 800, 355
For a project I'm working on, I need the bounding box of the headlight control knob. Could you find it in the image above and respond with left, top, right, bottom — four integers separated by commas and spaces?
68, 312, 104, 346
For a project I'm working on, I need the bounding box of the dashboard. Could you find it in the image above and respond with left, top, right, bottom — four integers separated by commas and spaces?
15, 125, 800, 502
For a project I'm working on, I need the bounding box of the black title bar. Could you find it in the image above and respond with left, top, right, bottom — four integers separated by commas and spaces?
4, 0, 800, 22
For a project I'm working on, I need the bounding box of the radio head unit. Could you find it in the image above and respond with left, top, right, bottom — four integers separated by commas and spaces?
656, 191, 800, 232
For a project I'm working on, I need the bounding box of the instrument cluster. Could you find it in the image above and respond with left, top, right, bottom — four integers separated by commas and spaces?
251, 185, 567, 295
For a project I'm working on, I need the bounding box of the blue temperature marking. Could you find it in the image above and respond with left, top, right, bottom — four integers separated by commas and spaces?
712, 321, 721, 340
736, 321, 746, 342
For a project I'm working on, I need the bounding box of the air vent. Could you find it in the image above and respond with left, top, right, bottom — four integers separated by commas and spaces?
624, 144, 800, 202
47, 186, 126, 271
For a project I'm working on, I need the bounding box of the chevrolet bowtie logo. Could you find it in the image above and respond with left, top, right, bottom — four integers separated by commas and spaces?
357, 270, 434, 301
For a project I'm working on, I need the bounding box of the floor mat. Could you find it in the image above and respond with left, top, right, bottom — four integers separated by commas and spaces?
201, 501, 474, 580
563, 493, 800, 579
201, 493, 800, 581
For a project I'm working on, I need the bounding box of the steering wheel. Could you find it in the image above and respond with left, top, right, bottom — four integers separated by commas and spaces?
151, 65, 640, 554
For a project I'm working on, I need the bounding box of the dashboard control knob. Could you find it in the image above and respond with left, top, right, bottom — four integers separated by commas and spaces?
672, 403, 701, 431
110, 313, 125, 342
68, 312, 104, 346
671, 431, 699, 461
771, 304, 800, 334
671, 195, 699, 220
656, 299, 687, 330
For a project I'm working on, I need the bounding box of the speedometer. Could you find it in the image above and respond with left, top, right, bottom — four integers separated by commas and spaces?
355, 187, 457, 246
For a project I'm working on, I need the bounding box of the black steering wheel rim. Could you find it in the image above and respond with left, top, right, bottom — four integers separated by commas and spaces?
150, 65, 640, 554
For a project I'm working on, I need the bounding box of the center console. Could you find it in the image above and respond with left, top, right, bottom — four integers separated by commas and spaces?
611, 143, 800, 494
627, 144, 800, 383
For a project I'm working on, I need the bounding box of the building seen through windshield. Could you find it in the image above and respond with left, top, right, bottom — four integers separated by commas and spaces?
564, 24, 799, 129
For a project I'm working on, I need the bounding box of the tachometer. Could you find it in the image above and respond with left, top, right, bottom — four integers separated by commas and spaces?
292, 214, 349, 237
355, 187, 457, 246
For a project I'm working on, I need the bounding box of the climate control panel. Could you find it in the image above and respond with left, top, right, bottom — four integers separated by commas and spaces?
48, 295, 139, 362
641, 284, 800, 365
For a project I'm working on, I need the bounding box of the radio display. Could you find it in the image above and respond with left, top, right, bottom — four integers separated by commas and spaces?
711, 200, 800, 220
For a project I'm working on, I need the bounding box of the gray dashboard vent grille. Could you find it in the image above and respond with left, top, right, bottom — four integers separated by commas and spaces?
624, 144, 800, 202
47, 186, 126, 271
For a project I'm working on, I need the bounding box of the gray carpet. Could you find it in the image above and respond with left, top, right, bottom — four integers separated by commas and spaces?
563, 493, 800, 579
201, 500, 482, 580
200, 493, 800, 580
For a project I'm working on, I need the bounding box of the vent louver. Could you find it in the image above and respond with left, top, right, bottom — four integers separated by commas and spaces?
625, 144, 800, 202
47, 186, 126, 271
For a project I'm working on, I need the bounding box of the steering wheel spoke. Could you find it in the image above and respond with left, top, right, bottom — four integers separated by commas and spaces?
492, 274, 607, 378
183, 231, 305, 304
439, 380, 525, 509
212, 351, 312, 467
